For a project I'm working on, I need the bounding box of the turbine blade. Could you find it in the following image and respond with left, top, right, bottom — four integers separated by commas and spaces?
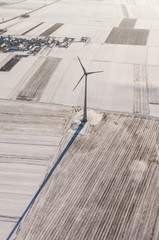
87, 71, 104, 75
77, 56, 86, 74
73, 74, 84, 91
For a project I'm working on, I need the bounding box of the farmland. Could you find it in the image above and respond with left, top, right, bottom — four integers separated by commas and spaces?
13, 112, 159, 240
0, 0, 159, 240
0, 100, 72, 239
17, 57, 61, 101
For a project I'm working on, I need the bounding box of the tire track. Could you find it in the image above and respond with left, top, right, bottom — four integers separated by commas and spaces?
147, 66, 159, 104
133, 65, 150, 115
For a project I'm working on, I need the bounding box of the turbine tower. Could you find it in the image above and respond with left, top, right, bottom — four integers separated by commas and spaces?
73, 56, 103, 122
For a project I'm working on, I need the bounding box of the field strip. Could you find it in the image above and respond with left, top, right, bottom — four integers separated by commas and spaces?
0, 54, 13, 69
147, 66, 159, 104
21, 22, 44, 35
119, 18, 137, 29
133, 64, 150, 115
16, 57, 61, 101
105, 27, 149, 45
10, 56, 45, 99
40, 23, 64, 37
121, 4, 129, 18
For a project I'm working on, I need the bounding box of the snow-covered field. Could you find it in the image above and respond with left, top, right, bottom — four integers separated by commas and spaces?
0, 39, 158, 117
13, 112, 159, 240
0, 100, 72, 239
1, 0, 159, 239
0, 2, 159, 117
0, 0, 57, 21
15, 0, 159, 24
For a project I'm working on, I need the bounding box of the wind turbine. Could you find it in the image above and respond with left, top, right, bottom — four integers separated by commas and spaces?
73, 56, 103, 122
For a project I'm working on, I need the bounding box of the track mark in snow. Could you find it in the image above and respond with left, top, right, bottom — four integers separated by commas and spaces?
147, 66, 159, 104
133, 65, 149, 115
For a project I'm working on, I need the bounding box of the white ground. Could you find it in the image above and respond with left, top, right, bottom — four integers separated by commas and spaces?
4, 21, 40, 35
0, 2, 159, 117
0, 100, 72, 239
1, 0, 159, 239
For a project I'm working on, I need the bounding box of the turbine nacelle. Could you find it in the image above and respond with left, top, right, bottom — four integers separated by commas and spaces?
73, 57, 103, 91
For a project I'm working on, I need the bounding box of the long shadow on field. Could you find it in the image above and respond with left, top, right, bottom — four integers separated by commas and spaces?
7, 121, 86, 240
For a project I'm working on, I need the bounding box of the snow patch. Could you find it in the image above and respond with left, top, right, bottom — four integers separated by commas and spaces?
73, 109, 102, 125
